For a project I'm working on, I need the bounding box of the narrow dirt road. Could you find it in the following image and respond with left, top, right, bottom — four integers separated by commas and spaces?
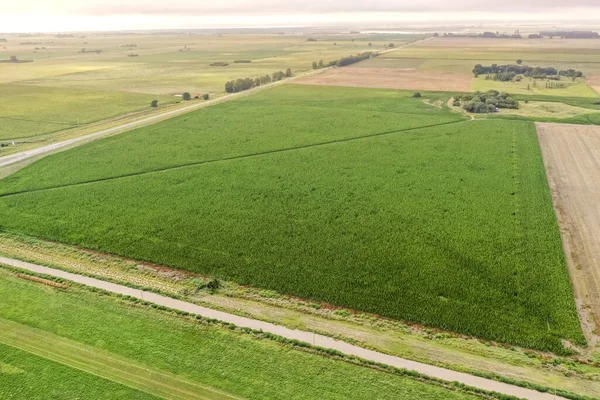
537, 122, 600, 347
0, 256, 566, 400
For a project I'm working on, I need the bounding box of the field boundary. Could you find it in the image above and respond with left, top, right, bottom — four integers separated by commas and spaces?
0, 256, 567, 400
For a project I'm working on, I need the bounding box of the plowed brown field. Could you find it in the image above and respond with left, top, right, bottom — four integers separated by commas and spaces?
297, 68, 472, 92
537, 122, 600, 346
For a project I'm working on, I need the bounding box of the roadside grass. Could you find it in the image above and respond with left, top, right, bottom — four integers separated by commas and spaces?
0, 318, 238, 400
0, 87, 583, 353
0, 84, 176, 140
0, 271, 482, 400
0, 85, 464, 194
0, 343, 155, 400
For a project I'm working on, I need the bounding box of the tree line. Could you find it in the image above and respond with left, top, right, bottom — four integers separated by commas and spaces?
473, 63, 583, 80
312, 51, 378, 70
225, 69, 293, 93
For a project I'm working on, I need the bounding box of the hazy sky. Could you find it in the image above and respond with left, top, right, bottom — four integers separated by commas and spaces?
2, 0, 599, 32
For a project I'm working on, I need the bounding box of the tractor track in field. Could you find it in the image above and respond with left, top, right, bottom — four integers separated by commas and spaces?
0, 118, 469, 198
0, 256, 568, 400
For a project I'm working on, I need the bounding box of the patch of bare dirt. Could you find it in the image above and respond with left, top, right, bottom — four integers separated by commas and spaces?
296, 67, 472, 92
537, 122, 600, 349
588, 76, 600, 95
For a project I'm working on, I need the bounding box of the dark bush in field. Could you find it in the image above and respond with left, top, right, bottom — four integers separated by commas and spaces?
182, 92, 191, 101
150, 100, 158, 108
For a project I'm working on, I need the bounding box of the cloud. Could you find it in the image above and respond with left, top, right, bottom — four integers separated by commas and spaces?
11, 0, 599, 17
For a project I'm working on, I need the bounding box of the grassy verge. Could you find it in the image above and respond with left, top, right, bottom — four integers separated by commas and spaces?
0, 267, 494, 400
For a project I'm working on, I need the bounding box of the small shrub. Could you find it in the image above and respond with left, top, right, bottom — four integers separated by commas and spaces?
413, 92, 422, 98
203, 93, 210, 100
150, 100, 158, 108
182, 92, 191, 101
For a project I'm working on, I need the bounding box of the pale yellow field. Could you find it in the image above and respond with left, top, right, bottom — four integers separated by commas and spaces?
499, 101, 600, 118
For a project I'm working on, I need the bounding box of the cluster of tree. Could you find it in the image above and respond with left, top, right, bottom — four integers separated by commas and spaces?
453, 91, 519, 113
127, 53, 139, 57
473, 63, 583, 79
312, 52, 377, 69
225, 69, 293, 93
559, 69, 584, 78
209, 62, 229, 67
306, 38, 318, 42
540, 31, 599, 39
234, 60, 252, 63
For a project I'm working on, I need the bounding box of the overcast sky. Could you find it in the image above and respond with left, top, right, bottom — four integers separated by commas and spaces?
2, 0, 600, 32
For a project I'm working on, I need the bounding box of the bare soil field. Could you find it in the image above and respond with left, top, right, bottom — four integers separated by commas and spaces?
588, 76, 600, 94
537, 123, 600, 346
297, 67, 471, 91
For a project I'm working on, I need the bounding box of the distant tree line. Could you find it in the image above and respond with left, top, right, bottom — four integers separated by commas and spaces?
453, 91, 519, 113
443, 32, 522, 39
312, 51, 378, 70
540, 31, 599, 39
473, 64, 583, 80
234, 60, 252, 63
210, 62, 229, 67
225, 69, 293, 93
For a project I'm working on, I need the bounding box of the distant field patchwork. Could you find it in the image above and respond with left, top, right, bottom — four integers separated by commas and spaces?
0, 85, 583, 353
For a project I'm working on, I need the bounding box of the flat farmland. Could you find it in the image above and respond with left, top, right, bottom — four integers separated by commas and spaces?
537, 123, 600, 342
0, 85, 583, 353
297, 67, 471, 92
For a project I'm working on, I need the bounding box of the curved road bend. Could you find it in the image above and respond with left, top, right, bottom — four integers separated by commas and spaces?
0, 256, 565, 400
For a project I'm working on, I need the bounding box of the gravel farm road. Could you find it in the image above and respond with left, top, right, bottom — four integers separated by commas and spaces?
0, 256, 566, 400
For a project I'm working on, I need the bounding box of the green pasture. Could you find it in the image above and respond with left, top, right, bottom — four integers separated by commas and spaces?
0, 343, 156, 400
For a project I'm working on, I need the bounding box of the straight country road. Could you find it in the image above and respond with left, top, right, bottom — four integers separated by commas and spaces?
0, 256, 565, 400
